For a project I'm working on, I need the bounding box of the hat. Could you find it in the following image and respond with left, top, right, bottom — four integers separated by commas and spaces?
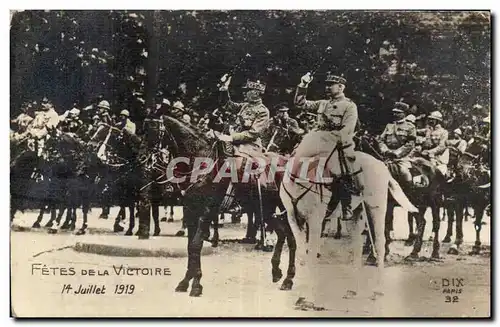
69, 108, 80, 115
325, 74, 347, 85
173, 101, 185, 110
92, 115, 100, 120
428, 111, 443, 121
274, 103, 289, 112
453, 128, 462, 136
98, 100, 110, 110
162, 98, 171, 106
405, 114, 416, 124
120, 109, 130, 117
392, 102, 410, 113
243, 80, 266, 93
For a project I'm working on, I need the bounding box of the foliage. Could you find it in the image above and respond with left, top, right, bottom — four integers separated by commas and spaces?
10, 10, 490, 132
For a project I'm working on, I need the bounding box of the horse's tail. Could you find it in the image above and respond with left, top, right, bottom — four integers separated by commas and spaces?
388, 176, 419, 213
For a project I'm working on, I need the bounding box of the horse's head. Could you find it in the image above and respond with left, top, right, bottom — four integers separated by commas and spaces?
87, 123, 139, 167
162, 115, 214, 159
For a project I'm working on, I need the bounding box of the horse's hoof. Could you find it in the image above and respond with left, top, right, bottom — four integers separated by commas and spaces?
366, 255, 377, 266
469, 246, 481, 255
333, 232, 342, 240
189, 285, 203, 297
405, 253, 419, 261
442, 236, 452, 243
48, 228, 58, 234
280, 279, 293, 291
175, 230, 185, 237
75, 229, 86, 236
167, 218, 174, 223
448, 245, 459, 255
272, 268, 283, 283
160, 217, 167, 222
431, 251, 440, 259
175, 282, 189, 292
125, 229, 133, 236
456, 238, 464, 246
99, 214, 108, 219
240, 237, 257, 244
211, 241, 218, 248
254, 243, 263, 250
114, 225, 125, 233
32, 222, 41, 229
153, 229, 161, 237
262, 245, 274, 252
69, 224, 76, 231
138, 233, 150, 240
404, 237, 415, 246
44, 221, 54, 228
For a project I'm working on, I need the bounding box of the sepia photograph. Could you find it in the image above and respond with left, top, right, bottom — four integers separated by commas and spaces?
9, 9, 491, 317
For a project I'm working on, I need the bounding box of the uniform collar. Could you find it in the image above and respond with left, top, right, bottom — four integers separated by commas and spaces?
395, 119, 405, 124
330, 93, 345, 101
248, 98, 263, 105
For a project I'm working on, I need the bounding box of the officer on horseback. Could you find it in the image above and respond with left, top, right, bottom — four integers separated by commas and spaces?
60, 107, 83, 134
26, 98, 60, 157
378, 101, 416, 185
217, 74, 271, 160
97, 100, 113, 125
116, 109, 136, 135
418, 111, 449, 178
292, 72, 361, 220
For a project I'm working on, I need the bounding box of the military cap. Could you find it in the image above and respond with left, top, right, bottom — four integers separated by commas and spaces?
325, 74, 347, 85
274, 103, 289, 112
392, 102, 410, 113
243, 80, 266, 93
405, 114, 416, 124
453, 128, 462, 136
120, 109, 130, 117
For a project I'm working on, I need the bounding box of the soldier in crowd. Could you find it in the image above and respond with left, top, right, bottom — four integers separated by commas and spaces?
116, 109, 136, 135
11, 102, 34, 135
217, 74, 270, 161
292, 72, 361, 220
378, 102, 416, 185
417, 111, 449, 178
60, 107, 83, 134
24, 98, 60, 157
446, 128, 467, 155
265, 103, 304, 152
171, 101, 187, 120
97, 100, 113, 125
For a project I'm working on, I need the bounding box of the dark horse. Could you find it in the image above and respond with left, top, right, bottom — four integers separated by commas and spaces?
443, 141, 490, 255
159, 116, 284, 296
356, 133, 445, 259
88, 124, 144, 235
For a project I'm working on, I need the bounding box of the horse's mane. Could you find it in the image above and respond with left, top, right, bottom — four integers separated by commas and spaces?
162, 115, 213, 157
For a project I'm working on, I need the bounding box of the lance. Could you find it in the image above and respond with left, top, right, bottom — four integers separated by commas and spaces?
218, 53, 252, 87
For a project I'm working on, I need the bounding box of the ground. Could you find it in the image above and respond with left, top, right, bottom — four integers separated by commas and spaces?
10, 206, 491, 317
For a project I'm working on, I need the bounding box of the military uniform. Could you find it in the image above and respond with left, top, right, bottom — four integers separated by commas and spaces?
292, 73, 361, 220
220, 80, 270, 157
265, 105, 304, 153
378, 102, 416, 183
116, 110, 136, 135
418, 112, 449, 177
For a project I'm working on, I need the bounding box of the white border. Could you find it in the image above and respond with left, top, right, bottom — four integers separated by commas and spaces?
3, 2, 498, 325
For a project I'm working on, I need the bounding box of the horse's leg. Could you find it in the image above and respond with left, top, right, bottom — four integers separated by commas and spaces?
114, 206, 125, 233
430, 204, 441, 259
211, 212, 219, 248
124, 203, 135, 236
175, 210, 197, 292
189, 208, 213, 297
271, 218, 285, 283
68, 207, 76, 231
443, 203, 454, 243
168, 205, 175, 222
32, 206, 45, 228
405, 212, 417, 245
151, 203, 161, 236
471, 203, 486, 255
334, 215, 342, 239
455, 202, 464, 246
45, 201, 62, 228
61, 206, 72, 229
280, 221, 297, 291
409, 207, 426, 259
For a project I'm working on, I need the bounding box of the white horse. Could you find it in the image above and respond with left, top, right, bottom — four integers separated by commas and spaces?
279, 150, 418, 310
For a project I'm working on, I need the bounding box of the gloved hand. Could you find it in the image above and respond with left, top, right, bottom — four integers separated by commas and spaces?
219, 74, 232, 91
299, 72, 313, 87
